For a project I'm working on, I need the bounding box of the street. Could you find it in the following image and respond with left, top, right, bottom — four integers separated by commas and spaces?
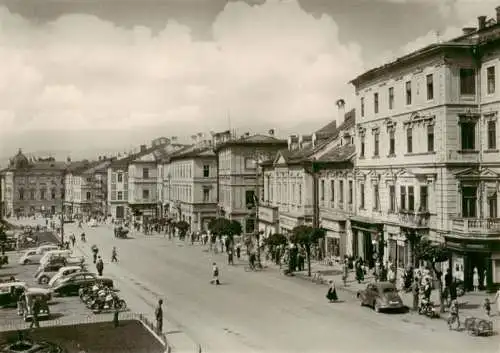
13, 219, 500, 353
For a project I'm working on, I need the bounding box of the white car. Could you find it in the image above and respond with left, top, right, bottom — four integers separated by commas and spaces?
18, 248, 55, 265
39, 250, 73, 266
46, 266, 86, 287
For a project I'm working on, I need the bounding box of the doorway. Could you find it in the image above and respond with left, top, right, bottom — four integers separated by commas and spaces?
116, 206, 124, 219
465, 252, 488, 291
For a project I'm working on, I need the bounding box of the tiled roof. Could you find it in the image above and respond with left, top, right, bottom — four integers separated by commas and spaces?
315, 120, 337, 136
170, 146, 215, 161
109, 143, 173, 168
316, 144, 355, 162
215, 133, 287, 151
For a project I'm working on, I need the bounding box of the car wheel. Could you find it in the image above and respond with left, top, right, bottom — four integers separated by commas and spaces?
39, 276, 50, 285
23, 259, 31, 265
374, 302, 381, 313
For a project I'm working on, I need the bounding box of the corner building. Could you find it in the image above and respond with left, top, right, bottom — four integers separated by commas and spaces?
350, 11, 500, 290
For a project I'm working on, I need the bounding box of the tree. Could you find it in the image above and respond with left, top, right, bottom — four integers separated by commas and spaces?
228, 220, 242, 237
414, 238, 450, 313
175, 221, 190, 239
290, 225, 326, 277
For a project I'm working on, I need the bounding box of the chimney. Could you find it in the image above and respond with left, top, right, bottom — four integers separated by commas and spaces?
268, 129, 275, 136
462, 27, 476, 35
140, 144, 147, 152
244, 132, 250, 137
336, 98, 346, 126
496, 6, 500, 23
478, 15, 487, 30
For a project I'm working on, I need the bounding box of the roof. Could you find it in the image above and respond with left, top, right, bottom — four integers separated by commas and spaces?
315, 144, 355, 163
109, 142, 174, 168
169, 146, 215, 161
214, 133, 287, 152
315, 120, 337, 136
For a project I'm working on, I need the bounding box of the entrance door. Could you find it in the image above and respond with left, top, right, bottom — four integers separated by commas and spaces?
465, 252, 488, 290
116, 206, 124, 219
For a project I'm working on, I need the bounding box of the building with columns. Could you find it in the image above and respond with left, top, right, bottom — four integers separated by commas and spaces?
215, 132, 287, 234
350, 9, 500, 290
0, 150, 66, 217
164, 141, 218, 231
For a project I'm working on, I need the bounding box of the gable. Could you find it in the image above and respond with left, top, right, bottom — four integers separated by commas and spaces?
396, 168, 416, 179
455, 167, 499, 179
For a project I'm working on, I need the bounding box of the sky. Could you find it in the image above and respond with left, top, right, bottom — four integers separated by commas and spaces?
0, 0, 498, 163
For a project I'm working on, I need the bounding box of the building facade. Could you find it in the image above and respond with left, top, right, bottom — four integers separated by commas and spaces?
165, 142, 218, 231
350, 10, 500, 289
215, 132, 287, 234
0, 150, 66, 217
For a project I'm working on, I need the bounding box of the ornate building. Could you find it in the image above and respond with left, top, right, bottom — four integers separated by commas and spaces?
350, 9, 500, 290
0, 149, 66, 217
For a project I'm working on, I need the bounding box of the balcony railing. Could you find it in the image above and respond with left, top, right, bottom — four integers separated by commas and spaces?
451, 217, 500, 235
398, 210, 430, 228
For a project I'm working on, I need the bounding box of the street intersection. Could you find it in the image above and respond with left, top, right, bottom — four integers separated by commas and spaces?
10, 218, 500, 353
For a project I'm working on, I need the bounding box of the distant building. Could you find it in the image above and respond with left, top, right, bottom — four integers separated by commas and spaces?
0, 149, 66, 217
214, 132, 287, 234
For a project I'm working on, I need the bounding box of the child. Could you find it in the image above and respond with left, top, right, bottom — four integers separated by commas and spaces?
483, 298, 491, 317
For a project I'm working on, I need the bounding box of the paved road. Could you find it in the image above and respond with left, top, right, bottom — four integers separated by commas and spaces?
11, 219, 500, 353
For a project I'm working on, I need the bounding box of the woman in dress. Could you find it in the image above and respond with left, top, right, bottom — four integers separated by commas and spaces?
326, 280, 338, 303
472, 267, 479, 292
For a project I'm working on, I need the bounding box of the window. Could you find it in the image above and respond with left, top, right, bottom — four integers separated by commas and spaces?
348, 181, 353, 205
405, 81, 412, 105
406, 128, 413, 153
143, 168, 149, 179
460, 122, 476, 150
488, 120, 496, 149
400, 186, 406, 210
389, 185, 396, 212
19, 189, 24, 200
462, 186, 477, 217
360, 183, 365, 209
427, 125, 434, 152
388, 87, 394, 110
408, 186, 415, 211
360, 136, 365, 158
360, 97, 365, 117
142, 189, 149, 200
418, 185, 429, 212
30, 190, 35, 200
117, 173, 123, 182
40, 190, 45, 200
51, 189, 56, 200
487, 66, 496, 94
298, 184, 302, 205
117, 191, 123, 200
374, 93, 379, 113
86, 191, 91, 200
374, 132, 380, 157
203, 187, 210, 203
203, 165, 210, 177
488, 192, 497, 218
320, 180, 325, 201
426, 74, 434, 100
339, 180, 344, 203
373, 184, 379, 210
389, 130, 395, 155
460, 68, 476, 95
246, 218, 255, 234
245, 190, 256, 208
330, 180, 335, 202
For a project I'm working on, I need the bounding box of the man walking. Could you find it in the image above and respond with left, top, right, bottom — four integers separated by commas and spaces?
111, 247, 118, 263
211, 262, 220, 285
155, 299, 163, 334
96, 256, 104, 276
29, 299, 40, 329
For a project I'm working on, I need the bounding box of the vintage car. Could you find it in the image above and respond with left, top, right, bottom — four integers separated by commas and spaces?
18, 245, 60, 265
357, 282, 405, 312
0, 282, 52, 308
21, 292, 50, 322
45, 265, 86, 286
51, 272, 114, 296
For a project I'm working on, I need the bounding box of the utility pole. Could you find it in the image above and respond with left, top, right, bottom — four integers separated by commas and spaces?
254, 151, 262, 268
60, 171, 65, 246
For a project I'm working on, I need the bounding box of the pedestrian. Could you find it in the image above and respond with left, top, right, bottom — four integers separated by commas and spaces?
91, 245, 99, 263
113, 306, 120, 328
412, 277, 420, 311
236, 244, 241, 259
472, 267, 479, 292
483, 298, 491, 317
17, 290, 26, 316
96, 256, 104, 276
228, 249, 234, 265
494, 287, 500, 315
211, 262, 220, 285
341, 261, 348, 286
483, 269, 487, 290
70, 234, 76, 248
29, 298, 40, 329
155, 299, 163, 334
423, 277, 432, 301
326, 280, 338, 303
111, 247, 118, 263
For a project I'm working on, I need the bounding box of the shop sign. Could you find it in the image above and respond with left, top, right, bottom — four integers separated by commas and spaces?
258, 207, 277, 223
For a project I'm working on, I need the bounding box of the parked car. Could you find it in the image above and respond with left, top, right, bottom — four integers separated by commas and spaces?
39, 250, 73, 266
18, 245, 60, 265
37, 264, 86, 285
51, 272, 114, 296
357, 282, 405, 312
21, 292, 50, 322
45, 265, 87, 286
0, 282, 52, 308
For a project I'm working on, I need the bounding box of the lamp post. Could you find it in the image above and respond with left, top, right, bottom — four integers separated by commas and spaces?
60, 172, 65, 246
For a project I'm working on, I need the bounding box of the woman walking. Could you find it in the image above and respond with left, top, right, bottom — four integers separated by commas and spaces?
326, 280, 338, 303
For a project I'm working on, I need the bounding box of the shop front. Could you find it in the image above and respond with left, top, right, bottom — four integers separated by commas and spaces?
444, 237, 500, 292
258, 205, 279, 237
350, 216, 384, 269
279, 214, 304, 236
320, 218, 347, 260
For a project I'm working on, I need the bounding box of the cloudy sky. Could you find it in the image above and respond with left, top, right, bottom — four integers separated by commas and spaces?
0, 0, 497, 162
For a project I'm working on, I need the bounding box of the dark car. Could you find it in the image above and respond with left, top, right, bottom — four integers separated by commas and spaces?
51, 272, 113, 296
357, 282, 405, 313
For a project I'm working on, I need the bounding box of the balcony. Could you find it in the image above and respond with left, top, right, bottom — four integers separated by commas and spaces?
451, 218, 500, 236
398, 210, 430, 229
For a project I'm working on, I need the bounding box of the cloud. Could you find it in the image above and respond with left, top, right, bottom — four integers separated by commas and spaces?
0, 0, 363, 144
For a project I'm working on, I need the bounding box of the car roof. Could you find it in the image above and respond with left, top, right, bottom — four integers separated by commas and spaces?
0, 281, 26, 288
59, 266, 82, 271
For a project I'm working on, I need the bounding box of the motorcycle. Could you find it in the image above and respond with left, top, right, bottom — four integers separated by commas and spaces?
90, 292, 127, 313
418, 299, 439, 318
